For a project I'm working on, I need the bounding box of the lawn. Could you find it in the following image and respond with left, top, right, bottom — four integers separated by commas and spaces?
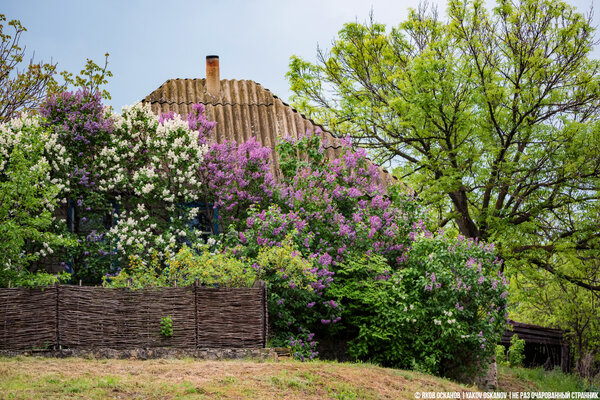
2, 357, 596, 399
0, 356, 474, 399
497, 364, 599, 393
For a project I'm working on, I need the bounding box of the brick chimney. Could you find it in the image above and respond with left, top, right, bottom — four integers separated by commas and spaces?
206, 55, 220, 98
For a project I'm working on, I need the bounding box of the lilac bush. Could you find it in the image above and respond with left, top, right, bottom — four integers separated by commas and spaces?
223, 132, 507, 375
226, 132, 419, 284
36, 93, 277, 282
221, 132, 420, 355
328, 232, 508, 377
39, 93, 215, 281
196, 136, 276, 230
40, 90, 113, 200
277, 133, 416, 264
0, 113, 76, 286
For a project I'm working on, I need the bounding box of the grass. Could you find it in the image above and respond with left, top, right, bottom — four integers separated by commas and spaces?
2, 356, 598, 399
0, 356, 478, 399
498, 365, 600, 392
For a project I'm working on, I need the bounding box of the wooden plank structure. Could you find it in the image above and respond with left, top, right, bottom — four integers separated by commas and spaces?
0, 282, 267, 351
501, 319, 570, 373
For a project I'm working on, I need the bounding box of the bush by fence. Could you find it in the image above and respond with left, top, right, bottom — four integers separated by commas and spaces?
0, 283, 267, 350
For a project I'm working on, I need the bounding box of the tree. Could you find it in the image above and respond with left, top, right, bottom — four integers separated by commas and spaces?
0, 14, 113, 123
0, 14, 60, 122
287, 0, 600, 294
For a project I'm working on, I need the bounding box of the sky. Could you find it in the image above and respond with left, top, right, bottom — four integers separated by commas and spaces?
4, 0, 599, 111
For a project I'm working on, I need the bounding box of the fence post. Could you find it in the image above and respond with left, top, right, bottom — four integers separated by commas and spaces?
262, 281, 268, 348
194, 278, 199, 349
55, 282, 60, 350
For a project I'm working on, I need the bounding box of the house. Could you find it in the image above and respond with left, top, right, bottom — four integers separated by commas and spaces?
141, 55, 394, 186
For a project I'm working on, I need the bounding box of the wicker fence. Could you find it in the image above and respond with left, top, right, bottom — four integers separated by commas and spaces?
0, 282, 267, 351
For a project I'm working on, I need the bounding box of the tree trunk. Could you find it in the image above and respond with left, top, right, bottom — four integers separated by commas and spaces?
449, 190, 480, 239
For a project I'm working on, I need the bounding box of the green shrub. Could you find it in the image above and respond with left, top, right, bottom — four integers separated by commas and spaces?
496, 345, 507, 365
328, 234, 508, 378
508, 334, 526, 367
160, 316, 173, 338
252, 236, 322, 361
0, 116, 77, 287
107, 242, 257, 289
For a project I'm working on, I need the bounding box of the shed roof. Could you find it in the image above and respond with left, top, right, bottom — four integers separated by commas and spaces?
142, 78, 394, 185
501, 319, 566, 346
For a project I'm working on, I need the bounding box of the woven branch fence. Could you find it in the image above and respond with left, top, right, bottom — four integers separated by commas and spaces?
0, 282, 268, 350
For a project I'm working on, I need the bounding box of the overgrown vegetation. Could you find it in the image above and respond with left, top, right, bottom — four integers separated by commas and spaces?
508, 335, 525, 368
287, 0, 600, 375
0, 90, 507, 380
4, 0, 600, 383
498, 365, 599, 392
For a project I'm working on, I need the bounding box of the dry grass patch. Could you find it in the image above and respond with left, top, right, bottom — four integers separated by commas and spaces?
0, 356, 477, 399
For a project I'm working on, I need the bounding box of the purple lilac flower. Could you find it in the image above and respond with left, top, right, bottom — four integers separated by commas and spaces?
318, 253, 332, 267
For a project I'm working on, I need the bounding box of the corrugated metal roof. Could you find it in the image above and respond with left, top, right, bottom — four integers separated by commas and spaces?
142, 78, 394, 185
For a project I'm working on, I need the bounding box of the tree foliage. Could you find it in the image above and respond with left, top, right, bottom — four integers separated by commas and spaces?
511, 259, 600, 374
0, 114, 75, 286
287, 0, 600, 295
0, 14, 112, 123
0, 14, 60, 122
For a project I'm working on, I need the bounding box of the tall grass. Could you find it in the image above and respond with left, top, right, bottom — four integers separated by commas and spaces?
502, 365, 599, 392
